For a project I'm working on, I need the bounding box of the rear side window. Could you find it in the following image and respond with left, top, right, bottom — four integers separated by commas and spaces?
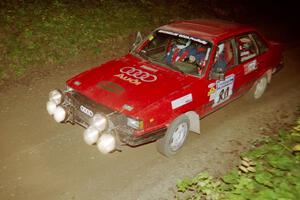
251, 33, 268, 54
236, 34, 258, 63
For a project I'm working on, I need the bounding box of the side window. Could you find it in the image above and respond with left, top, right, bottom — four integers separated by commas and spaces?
212, 39, 235, 72
251, 33, 268, 54
236, 34, 258, 63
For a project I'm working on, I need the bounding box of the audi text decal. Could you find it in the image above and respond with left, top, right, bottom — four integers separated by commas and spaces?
114, 67, 157, 85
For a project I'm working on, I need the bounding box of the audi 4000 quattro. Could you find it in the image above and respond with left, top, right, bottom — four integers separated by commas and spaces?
46, 19, 283, 156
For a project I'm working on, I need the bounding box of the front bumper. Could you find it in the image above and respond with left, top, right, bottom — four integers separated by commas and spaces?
47, 90, 166, 151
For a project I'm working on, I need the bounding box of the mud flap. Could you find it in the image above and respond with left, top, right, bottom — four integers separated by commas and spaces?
184, 111, 200, 134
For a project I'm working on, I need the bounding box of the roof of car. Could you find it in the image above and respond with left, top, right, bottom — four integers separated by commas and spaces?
159, 19, 255, 43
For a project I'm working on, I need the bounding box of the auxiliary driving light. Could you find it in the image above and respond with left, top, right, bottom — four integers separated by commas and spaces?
83, 126, 100, 145
91, 114, 107, 132
97, 134, 116, 154
46, 100, 57, 115
53, 106, 66, 123
49, 89, 62, 105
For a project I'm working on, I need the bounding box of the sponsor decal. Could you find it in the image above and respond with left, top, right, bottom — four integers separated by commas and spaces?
240, 51, 250, 57
171, 93, 193, 110
148, 35, 154, 41
140, 65, 158, 72
80, 105, 94, 117
158, 30, 208, 45
208, 74, 235, 107
244, 59, 257, 75
208, 82, 216, 88
207, 87, 216, 96
114, 66, 157, 85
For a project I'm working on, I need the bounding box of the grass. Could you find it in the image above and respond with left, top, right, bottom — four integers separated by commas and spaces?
0, 0, 176, 80
175, 118, 300, 199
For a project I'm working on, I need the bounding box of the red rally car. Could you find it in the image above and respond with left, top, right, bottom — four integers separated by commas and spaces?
46, 19, 283, 157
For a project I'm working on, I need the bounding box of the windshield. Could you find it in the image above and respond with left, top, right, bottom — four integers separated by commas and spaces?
135, 30, 212, 76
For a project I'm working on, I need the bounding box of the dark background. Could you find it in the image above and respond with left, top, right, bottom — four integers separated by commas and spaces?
1, 0, 298, 42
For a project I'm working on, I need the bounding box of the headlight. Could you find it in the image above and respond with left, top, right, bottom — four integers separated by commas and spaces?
127, 118, 144, 130
49, 89, 62, 105
91, 114, 107, 132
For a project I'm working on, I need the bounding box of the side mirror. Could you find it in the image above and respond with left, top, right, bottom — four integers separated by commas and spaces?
130, 31, 143, 52
209, 67, 225, 80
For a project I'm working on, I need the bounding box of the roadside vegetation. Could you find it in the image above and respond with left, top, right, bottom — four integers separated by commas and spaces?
0, 0, 212, 84
0, 0, 296, 86
175, 118, 300, 200
0, 0, 153, 80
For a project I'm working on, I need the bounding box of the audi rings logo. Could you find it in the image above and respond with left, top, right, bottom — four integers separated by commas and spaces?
120, 67, 157, 82
80, 105, 94, 117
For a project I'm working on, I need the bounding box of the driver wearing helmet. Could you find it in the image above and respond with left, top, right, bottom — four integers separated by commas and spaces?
165, 38, 192, 64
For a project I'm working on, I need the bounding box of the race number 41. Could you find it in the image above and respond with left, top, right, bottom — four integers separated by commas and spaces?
209, 74, 235, 107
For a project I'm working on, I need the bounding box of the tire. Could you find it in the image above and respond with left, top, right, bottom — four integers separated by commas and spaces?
156, 115, 190, 157
246, 75, 268, 100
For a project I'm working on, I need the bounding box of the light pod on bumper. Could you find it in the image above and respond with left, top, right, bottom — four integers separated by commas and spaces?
53, 106, 66, 123
49, 89, 62, 105
97, 133, 116, 154
83, 126, 100, 145
91, 114, 107, 132
47, 100, 57, 115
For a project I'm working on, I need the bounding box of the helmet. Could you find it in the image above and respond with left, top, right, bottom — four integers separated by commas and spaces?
176, 38, 191, 49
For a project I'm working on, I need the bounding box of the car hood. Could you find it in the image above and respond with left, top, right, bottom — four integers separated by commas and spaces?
66, 54, 191, 117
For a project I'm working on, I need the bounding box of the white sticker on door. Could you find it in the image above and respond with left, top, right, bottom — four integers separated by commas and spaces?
209, 74, 235, 107
171, 93, 193, 110
244, 59, 257, 75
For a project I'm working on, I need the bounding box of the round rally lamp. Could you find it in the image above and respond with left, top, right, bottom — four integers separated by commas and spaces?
97, 134, 116, 154
46, 100, 57, 115
49, 89, 62, 105
53, 106, 66, 123
83, 126, 100, 145
91, 114, 107, 132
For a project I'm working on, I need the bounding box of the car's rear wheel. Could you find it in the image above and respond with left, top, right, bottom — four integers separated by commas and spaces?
156, 115, 190, 157
246, 75, 268, 100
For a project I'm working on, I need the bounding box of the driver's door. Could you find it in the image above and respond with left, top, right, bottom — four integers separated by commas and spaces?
201, 38, 244, 115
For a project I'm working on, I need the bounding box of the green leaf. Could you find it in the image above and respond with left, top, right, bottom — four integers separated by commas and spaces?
176, 178, 192, 192
292, 144, 300, 152
222, 170, 240, 184
291, 133, 300, 143
246, 147, 269, 159
251, 188, 277, 200
279, 129, 289, 140
255, 172, 274, 187
266, 154, 295, 171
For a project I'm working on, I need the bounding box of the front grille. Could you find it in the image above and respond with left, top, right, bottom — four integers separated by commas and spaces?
72, 92, 114, 115
65, 91, 135, 136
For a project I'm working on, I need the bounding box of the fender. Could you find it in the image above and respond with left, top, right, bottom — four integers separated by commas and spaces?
184, 111, 200, 134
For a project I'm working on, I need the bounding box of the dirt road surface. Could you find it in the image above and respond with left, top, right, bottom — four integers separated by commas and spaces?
0, 44, 299, 199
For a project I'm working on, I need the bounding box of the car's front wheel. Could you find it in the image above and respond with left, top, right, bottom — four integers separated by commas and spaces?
156, 115, 190, 157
